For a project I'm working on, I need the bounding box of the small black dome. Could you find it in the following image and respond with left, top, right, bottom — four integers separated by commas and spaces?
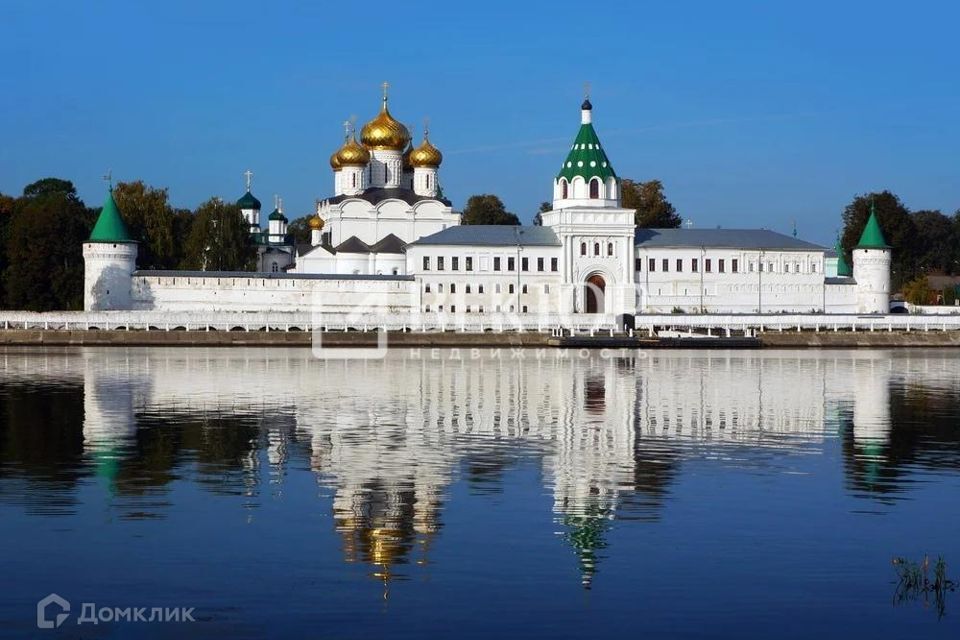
581, 98, 593, 110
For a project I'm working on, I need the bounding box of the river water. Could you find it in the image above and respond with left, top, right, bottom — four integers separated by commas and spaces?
1, 347, 959, 638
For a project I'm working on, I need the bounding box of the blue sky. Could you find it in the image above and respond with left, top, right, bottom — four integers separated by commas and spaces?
1, 0, 957, 244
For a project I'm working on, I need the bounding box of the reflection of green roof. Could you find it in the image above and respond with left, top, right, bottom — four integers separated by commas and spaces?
857, 204, 889, 249
237, 190, 261, 210
89, 189, 133, 243
835, 236, 852, 277
557, 104, 617, 183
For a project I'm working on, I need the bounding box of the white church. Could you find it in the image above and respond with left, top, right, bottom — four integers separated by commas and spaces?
83, 88, 892, 322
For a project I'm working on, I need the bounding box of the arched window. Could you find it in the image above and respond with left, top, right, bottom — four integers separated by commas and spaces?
580, 242, 587, 256
271, 262, 279, 273
607, 242, 614, 256
561, 179, 568, 199
351, 172, 357, 188
589, 179, 600, 199
593, 242, 600, 256
426, 174, 431, 188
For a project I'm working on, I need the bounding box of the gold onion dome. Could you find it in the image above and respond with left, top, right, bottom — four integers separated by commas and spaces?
308, 215, 324, 230
409, 134, 443, 168
335, 133, 371, 166
360, 88, 411, 151
329, 149, 342, 170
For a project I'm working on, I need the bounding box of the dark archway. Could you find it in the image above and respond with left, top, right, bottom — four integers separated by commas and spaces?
585, 274, 606, 313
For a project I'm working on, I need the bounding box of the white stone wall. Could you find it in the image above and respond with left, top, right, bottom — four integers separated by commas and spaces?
321, 198, 460, 247
83, 242, 138, 311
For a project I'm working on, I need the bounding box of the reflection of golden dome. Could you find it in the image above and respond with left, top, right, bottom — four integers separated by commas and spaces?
409, 135, 443, 168
335, 134, 371, 167
308, 215, 324, 230
360, 95, 411, 151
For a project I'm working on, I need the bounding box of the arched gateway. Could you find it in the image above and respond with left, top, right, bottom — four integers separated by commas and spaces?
584, 274, 606, 313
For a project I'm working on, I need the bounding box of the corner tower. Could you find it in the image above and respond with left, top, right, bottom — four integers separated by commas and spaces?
83, 187, 138, 310
853, 202, 891, 313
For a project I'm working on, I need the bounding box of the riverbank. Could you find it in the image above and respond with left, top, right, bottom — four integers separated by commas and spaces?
2, 328, 960, 348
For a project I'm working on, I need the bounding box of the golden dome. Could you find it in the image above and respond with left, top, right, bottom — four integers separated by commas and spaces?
329, 149, 342, 170
335, 133, 371, 167
360, 89, 411, 151
409, 134, 443, 168
308, 215, 324, 231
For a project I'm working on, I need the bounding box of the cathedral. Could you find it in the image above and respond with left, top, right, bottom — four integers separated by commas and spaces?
82, 86, 892, 319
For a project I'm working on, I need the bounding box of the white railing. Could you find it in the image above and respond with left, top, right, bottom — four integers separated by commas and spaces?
632, 313, 960, 336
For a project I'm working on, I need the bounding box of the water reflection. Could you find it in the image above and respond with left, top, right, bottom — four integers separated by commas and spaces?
2, 347, 960, 591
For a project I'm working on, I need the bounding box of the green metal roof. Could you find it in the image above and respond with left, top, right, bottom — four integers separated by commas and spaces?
835, 236, 852, 276
268, 208, 283, 221
557, 118, 617, 182
856, 204, 889, 249
237, 190, 261, 210
88, 189, 133, 243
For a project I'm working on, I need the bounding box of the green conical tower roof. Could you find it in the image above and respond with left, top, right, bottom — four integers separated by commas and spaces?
557, 99, 617, 182
856, 203, 889, 249
88, 188, 133, 243
835, 235, 852, 277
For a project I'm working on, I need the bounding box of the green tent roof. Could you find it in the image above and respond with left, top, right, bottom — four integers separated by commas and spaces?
88, 189, 133, 243
237, 190, 261, 210
557, 106, 617, 183
835, 236, 852, 276
856, 204, 889, 249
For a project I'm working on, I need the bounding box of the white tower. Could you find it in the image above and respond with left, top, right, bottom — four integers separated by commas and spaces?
852, 203, 891, 314
540, 96, 636, 318
237, 169, 262, 234
83, 187, 138, 311
267, 196, 288, 243
409, 124, 442, 198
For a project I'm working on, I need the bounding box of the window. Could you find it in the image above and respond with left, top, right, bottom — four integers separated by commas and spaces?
450, 283, 456, 293
521, 284, 528, 294
452, 257, 459, 271
508, 257, 515, 271
594, 243, 600, 256
635, 258, 642, 271
561, 179, 568, 199
271, 262, 279, 272
784, 263, 790, 273
438, 283, 444, 293
466, 256, 473, 271
465, 284, 471, 294
521, 257, 529, 271
478, 284, 484, 294
352, 173, 357, 188
423, 256, 431, 270
719, 259, 725, 273
649, 258, 656, 272
676, 258, 683, 272
551, 258, 558, 271
494, 257, 501, 271
607, 243, 614, 256
749, 262, 755, 273
705, 259, 712, 273
478, 305, 484, 313
692, 258, 699, 272
451, 305, 456, 313
768, 262, 773, 272
537, 257, 544, 271
495, 283, 501, 293
425, 304, 430, 312
812, 263, 818, 273
662, 258, 669, 272
509, 284, 515, 294
544, 284, 550, 293
580, 243, 587, 256
438, 257, 445, 271
589, 179, 600, 199
759, 263, 764, 272
732, 259, 738, 273
424, 283, 431, 293
522, 305, 528, 313
466, 305, 471, 313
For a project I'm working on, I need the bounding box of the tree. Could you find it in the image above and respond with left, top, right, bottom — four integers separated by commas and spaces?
532, 201, 551, 226
0, 192, 15, 304
461, 194, 520, 225
4, 179, 92, 310
840, 191, 916, 289
181, 198, 255, 271
902, 276, 930, 306
622, 179, 681, 228
112, 181, 178, 269
911, 209, 955, 274
286, 216, 313, 245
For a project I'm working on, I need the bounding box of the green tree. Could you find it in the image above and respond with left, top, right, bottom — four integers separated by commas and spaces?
622, 179, 681, 228
286, 216, 312, 245
4, 179, 92, 310
911, 209, 954, 274
840, 191, 916, 288
112, 181, 178, 269
181, 198, 255, 271
0, 192, 15, 304
902, 276, 930, 306
461, 194, 520, 225
532, 201, 551, 226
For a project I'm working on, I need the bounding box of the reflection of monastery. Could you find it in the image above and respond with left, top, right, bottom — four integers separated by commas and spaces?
83, 87, 893, 319
3, 348, 957, 587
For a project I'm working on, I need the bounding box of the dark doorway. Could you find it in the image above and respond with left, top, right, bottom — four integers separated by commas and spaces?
585, 274, 605, 313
